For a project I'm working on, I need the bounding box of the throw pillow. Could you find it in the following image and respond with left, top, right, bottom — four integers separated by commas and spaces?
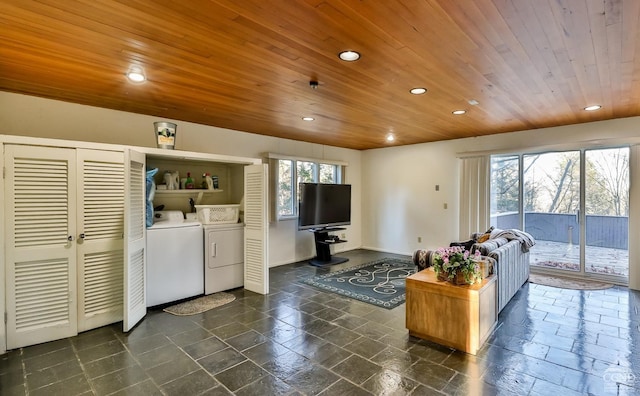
477, 226, 494, 243
412, 249, 434, 271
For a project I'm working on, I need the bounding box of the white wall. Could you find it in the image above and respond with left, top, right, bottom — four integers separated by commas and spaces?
362, 140, 461, 254
0, 92, 362, 267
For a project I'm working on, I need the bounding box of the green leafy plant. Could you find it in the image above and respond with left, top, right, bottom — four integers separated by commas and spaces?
432, 246, 482, 285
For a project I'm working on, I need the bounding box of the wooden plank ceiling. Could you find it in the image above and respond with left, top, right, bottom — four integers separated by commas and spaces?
1, 0, 639, 150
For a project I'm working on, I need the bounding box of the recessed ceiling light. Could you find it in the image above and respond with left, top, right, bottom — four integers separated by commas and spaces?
386, 134, 395, 142
452, 110, 466, 115
126, 66, 146, 83
338, 50, 361, 61
468, 99, 479, 106
584, 105, 602, 111
302, 116, 315, 121
410, 87, 427, 95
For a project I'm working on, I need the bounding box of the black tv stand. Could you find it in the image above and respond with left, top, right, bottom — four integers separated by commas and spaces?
309, 228, 349, 267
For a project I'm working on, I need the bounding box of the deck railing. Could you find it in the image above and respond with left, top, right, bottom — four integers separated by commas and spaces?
491, 212, 628, 249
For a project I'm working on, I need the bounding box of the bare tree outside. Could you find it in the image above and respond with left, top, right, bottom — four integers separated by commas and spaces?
523, 152, 580, 214
586, 148, 629, 216
277, 160, 293, 216
319, 164, 336, 183
490, 155, 519, 213
493, 150, 629, 216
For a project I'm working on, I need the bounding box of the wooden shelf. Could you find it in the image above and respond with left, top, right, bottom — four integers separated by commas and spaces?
155, 189, 224, 195
154, 189, 224, 205
317, 239, 347, 245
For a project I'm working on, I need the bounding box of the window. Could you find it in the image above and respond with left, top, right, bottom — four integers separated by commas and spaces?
297, 161, 317, 183
319, 164, 337, 183
489, 147, 629, 281
490, 155, 520, 229
274, 158, 343, 219
276, 160, 294, 218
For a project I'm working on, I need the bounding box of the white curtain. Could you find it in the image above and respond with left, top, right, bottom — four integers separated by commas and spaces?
459, 155, 490, 239
629, 145, 640, 290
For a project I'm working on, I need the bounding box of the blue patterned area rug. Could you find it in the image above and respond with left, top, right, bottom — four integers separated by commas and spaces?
301, 258, 416, 309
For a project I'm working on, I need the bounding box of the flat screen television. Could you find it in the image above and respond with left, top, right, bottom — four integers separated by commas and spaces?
298, 183, 351, 230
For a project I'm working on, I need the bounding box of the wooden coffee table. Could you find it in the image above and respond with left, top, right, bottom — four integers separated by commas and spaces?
405, 268, 497, 355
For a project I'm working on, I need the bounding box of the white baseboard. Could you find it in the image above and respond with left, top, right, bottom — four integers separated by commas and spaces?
360, 245, 412, 257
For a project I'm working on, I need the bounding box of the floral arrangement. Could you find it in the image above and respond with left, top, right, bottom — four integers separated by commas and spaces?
432, 246, 483, 285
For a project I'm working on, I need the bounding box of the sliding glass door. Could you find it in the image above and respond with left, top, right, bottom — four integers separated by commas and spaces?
490, 147, 629, 282
524, 151, 581, 273
584, 148, 629, 277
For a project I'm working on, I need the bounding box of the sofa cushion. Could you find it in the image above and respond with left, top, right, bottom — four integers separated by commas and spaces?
472, 237, 509, 256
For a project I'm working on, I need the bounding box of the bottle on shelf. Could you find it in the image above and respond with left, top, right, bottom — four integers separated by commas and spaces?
205, 173, 214, 190
185, 172, 195, 189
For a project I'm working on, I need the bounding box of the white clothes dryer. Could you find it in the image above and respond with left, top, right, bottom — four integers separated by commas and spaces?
203, 223, 244, 294
146, 211, 204, 307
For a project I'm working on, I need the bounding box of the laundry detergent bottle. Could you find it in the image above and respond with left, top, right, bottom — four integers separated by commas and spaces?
185, 172, 195, 189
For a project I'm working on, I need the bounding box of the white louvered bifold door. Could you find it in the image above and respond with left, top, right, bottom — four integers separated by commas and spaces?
243, 164, 269, 294
123, 149, 146, 331
5, 145, 78, 349
77, 149, 125, 332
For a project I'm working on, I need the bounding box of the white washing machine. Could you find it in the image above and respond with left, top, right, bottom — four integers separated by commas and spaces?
204, 223, 244, 294
146, 211, 204, 307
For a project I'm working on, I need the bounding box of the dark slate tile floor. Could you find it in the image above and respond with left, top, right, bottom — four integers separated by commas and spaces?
1, 249, 640, 395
